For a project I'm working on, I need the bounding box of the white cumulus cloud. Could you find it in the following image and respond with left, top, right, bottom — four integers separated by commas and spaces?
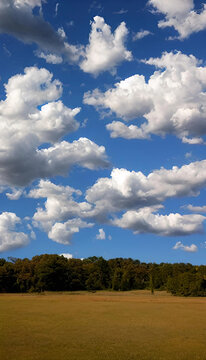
0, 67, 109, 186
36, 51, 63, 64
84, 51, 206, 143
0, 212, 29, 252
28, 157, 206, 242
80, 16, 132, 75
86, 160, 206, 216
106, 121, 148, 139
173, 241, 198, 252
48, 219, 93, 244
187, 205, 206, 213
149, 0, 206, 39
28, 180, 95, 244
182, 137, 205, 145
96, 228, 106, 239
113, 208, 205, 236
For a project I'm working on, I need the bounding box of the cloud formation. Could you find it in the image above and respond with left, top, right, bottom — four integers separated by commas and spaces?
0, 212, 29, 252
113, 208, 204, 236
6, 189, 25, 200
80, 16, 132, 75
0, 0, 82, 63
84, 51, 206, 143
48, 219, 93, 244
173, 241, 198, 252
27, 157, 206, 243
187, 205, 206, 213
149, 0, 206, 39
28, 180, 94, 244
86, 161, 206, 215
0, 4, 132, 74
106, 121, 149, 139
96, 228, 106, 239
36, 51, 63, 64
0, 67, 109, 186
133, 30, 153, 41
113, 9, 128, 15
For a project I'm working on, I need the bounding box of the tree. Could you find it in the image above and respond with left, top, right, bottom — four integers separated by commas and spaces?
34, 254, 69, 291
149, 265, 155, 294
112, 267, 122, 291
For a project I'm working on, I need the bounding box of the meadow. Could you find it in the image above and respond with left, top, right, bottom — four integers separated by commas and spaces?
1, 290, 206, 360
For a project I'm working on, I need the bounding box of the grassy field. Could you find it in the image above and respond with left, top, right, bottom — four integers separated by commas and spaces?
1, 290, 206, 360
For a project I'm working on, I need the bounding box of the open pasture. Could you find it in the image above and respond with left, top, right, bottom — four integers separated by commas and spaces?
1, 291, 206, 360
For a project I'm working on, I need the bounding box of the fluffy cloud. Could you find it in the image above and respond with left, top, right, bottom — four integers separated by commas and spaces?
0, 212, 29, 252
29, 181, 113, 243
84, 51, 206, 143
149, 0, 206, 39
133, 30, 153, 41
86, 161, 206, 215
80, 16, 132, 75
28, 180, 94, 229
28, 157, 206, 242
28, 179, 81, 200
0, 0, 82, 63
48, 219, 93, 244
106, 121, 148, 139
28, 180, 94, 244
84, 73, 153, 120
36, 51, 63, 64
85, 160, 206, 235
113, 208, 205, 236
173, 241, 198, 252
96, 228, 106, 239
187, 205, 206, 213
148, 0, 194, 17
182, 137, 205, 145
6, 188, 25, 200
0, 4, 132, 73
0, 67, 108, 186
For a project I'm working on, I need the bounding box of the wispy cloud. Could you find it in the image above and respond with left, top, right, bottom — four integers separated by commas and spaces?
173, 241, 198, 253
133, 29, 153, 41
54, 2, 59, 17
113, 9, 128, 15
187, 205, 206, 213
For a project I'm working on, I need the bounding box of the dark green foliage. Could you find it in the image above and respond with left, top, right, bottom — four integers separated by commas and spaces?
167, 272, 206, 296
34, 255, 69, 291
0, 262, 17, 292
112, 267, 123, 290
149, 266, 155, 294
0, 255, 205, 296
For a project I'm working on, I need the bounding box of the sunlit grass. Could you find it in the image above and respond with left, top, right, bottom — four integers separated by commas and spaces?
1, 291, 206, 360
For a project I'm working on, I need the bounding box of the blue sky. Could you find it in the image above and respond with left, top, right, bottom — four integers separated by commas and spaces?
0, 0, 206, 264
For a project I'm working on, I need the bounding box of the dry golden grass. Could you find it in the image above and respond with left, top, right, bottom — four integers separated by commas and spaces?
1, 290, 206, 360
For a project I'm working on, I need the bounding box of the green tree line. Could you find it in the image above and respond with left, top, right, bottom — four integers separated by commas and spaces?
0, 255, 206, 296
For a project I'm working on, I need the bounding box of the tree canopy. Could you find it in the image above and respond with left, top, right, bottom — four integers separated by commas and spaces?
0, 255, 205, 296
